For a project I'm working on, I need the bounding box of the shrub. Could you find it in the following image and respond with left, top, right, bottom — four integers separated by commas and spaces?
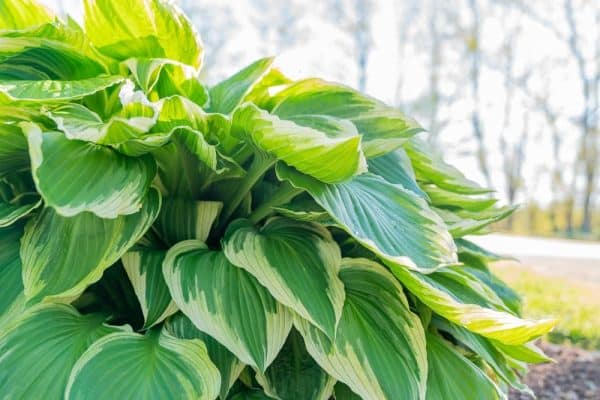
0, 0, 555, 399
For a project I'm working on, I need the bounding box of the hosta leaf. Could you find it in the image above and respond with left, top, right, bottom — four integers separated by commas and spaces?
390, 265, 556, 345
269, 79, 423, 157
424, 184, 497, 211
255, 329, 336, 400
425, 333, 503, 400
368, 148, 428, 199
154, 198, 222, 245
122, 248, 177, 328
0, 21, 109, 80
334, 383, 362, 400
404, 137, 491, 194
296, 258, 427, 400
84, 0, 203, 68
493, 341, 552, 364
244, 67, 292, 109
232, 102, 366, 184
230, 389, 275, 400
0, 304, 125, 399
125, 58, 207, 105
0, 224, 25, 326
25, 126, 156, 218
0, 123, 29, 177
21, 188, 161, 303
0, 194, 40, 227
224, 217, 345, 338
456, 238, 504, 262
436, 205, 517, 237
48, 95, 160, 154
66, 329, 220, 400
0, 75, 123, 102
209, 57, 274, 114
0, 0, 54, 30
163, 240, 293, 371
434, 319, 533, 395
74, 262, 145, 330
166, 313, 245, 400
277, 164, 457, 272
460, 263, 522, 316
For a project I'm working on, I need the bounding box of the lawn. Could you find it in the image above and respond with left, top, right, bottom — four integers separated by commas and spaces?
492, 261, 600, 350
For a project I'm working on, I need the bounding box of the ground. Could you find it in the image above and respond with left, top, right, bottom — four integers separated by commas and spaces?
490, 257, 600, 399
510, 343, 600, 400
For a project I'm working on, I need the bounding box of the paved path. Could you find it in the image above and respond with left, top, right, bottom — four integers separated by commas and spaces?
468, 234, 600, 283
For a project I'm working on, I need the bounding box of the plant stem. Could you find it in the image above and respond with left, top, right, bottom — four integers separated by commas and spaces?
249, 181, 304, 224
219, 152, 275, 225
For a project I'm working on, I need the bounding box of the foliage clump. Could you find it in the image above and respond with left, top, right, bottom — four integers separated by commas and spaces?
0, 0, 554, 399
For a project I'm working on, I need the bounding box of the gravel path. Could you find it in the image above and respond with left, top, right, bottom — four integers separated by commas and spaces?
469, 234, 600, 284
510, 343, 600, 399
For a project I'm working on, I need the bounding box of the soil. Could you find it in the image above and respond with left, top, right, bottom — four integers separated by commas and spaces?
510, 343, 600, 399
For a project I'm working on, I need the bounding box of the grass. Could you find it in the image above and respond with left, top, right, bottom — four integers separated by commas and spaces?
491, 262, 600, 350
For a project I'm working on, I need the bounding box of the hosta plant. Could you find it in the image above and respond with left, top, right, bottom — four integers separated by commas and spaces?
0, 0, 555, 399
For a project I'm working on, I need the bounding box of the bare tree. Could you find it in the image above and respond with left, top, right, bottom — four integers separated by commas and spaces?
564, 0, 599, 233
353, 0, 372, 92
466, 0, 492, 187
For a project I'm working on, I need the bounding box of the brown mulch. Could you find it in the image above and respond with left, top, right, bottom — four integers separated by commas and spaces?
510, 343, 600, 399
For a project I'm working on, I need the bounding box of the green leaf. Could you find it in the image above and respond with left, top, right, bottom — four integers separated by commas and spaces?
0, 224, 25, 326
25, 125, 156, 218
0, 123, 29, 177
435, 319, 533, 396
47, 92, 162, 155
425, 332, 503, 400
269, 79, 423, 158
424, 184, 497, 211
154, 198, 222, 245
0, 194, 40, 227
0, 75, 123, 102
166, 313, 245, 400
0, 304, 125, 399
295, 258, 427, 400
232, 102, 366, 183
0, 0, 54, 30
209, 57, 274, 114
0, 21, 109, 80
66, 329, 220, 400
277, 164, 457, 272
492, 341, 552, 364
368, 148, 428, 199
456, 238, 504, 262
125, 58, 207, 106
73, 262, 145, 330
163, 240, 293, 371
435, 205, 517, 237
460, 263, 522, 316
334, 383, 362, 400
121, 248, 177, 328
83, 0, 203, 68
21, 188, 161, 303
230, 388, 275, 400
224, 217, 345, 338
255, 329, 336, 400
390, 265, 556, 345
404, 137, 491, 194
